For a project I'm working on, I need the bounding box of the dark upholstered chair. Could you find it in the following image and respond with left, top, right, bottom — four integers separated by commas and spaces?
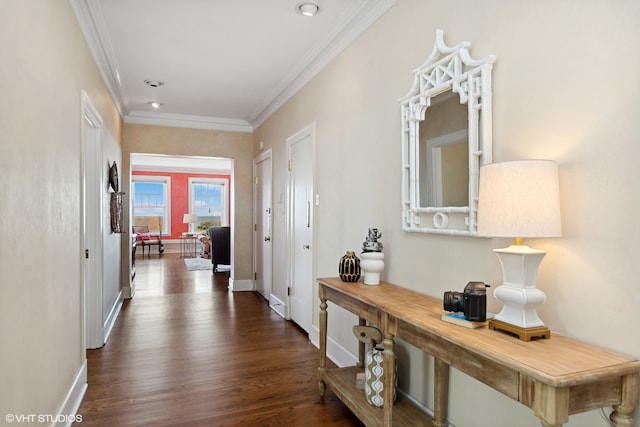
207, 226, 230, 272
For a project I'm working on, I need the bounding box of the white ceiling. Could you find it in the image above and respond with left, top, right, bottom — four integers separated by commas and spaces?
71, 0, 396, 132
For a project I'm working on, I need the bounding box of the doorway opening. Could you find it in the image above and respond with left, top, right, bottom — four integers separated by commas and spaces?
129, 154, 234, 295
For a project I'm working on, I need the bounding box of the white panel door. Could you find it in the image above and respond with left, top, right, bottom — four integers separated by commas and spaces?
254, 151, 272, 300
288, 126, 314, 333
81, 92, 104, 349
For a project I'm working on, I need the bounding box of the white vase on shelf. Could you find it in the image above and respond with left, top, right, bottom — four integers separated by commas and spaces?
360, 251, 384, 285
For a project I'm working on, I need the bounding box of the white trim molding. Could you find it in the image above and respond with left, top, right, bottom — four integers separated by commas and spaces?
70, 0, 126, 118
125, 111, 253, 133
54, 361, 87, 427
103, 291, 123, 344
228, 278, 254, 292
251, 0, 397, 127
269, 294, 286, 319
310, 325, 358, 368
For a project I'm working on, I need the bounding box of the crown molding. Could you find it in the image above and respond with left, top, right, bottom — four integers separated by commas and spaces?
131, 153, 233, 174
250, 0, 397, 128
126, 111, 253, 133
70, 0, 128, 117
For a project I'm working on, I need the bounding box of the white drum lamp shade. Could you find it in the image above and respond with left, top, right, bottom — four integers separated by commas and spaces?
478, 160, 561, 239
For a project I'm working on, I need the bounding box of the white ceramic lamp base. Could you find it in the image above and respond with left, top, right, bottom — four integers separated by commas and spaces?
492, 245, 547, 327
489, 245, 551, 340
360, 252, 384, 285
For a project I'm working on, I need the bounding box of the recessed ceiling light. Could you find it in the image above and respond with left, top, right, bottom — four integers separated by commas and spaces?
296, 3, 319, 17
148, 101, 163, 109
144, 79, 164, 88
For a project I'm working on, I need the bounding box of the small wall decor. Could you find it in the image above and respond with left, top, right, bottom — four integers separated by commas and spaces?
360, 228, 384, 285
108, 161, 119, 192
339, 251, 361, 282
108, 161, 125, 233
110, 192, 124, 233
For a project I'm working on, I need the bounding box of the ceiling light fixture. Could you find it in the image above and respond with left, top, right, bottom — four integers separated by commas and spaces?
297, 3, 319, 17
148, 101, 163, 109
144, 79, 164, 88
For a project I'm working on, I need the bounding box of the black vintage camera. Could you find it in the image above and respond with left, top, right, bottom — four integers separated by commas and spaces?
443, 282, 489, 322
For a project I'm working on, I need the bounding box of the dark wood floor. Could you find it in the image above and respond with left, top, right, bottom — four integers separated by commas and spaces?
76, 254, 362, 426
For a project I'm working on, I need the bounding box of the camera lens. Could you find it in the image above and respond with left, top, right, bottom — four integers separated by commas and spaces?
443, 291, 465, 312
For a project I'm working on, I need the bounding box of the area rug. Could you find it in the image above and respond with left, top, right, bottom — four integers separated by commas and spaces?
184, 257, 213, 271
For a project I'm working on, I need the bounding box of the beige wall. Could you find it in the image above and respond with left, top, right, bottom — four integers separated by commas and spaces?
122, 124, 254, 283
0, 0, 122, 422
2, 0, 639, 425
254, 1, 640, 425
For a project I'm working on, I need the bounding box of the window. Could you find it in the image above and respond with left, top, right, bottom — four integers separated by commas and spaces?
132, 176, 171, 235
189, 178, 228, 232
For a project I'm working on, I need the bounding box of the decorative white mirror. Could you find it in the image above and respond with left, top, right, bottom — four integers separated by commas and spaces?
400, 30, 495, 236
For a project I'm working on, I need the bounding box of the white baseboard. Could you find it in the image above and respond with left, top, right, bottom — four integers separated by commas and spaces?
103, 291, 122, 344
269, 294, 286, 318
228, 278, 254, 292
310, 325, 358, 368
54, 361, 87, 427
310, 324, 320, 347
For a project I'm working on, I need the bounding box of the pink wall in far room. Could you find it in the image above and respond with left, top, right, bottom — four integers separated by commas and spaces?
132, 170, 231, 239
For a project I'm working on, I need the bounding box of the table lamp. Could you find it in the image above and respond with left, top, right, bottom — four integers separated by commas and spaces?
183, 213, 197, 235
477, 160, 561, 341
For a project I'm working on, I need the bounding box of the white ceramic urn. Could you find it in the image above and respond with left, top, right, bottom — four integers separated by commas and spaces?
360, 251, 384, 285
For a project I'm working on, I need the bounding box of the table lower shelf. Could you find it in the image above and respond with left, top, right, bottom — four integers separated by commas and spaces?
321, 366, 434, 427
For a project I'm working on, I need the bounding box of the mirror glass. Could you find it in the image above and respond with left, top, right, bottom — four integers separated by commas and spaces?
400, 30, 495, 236
418, 92, 468, 208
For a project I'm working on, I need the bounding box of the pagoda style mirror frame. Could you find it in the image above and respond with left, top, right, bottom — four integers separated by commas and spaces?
400, 30, 495, 236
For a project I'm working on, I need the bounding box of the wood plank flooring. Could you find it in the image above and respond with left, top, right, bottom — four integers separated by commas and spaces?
76, 254, 362, 426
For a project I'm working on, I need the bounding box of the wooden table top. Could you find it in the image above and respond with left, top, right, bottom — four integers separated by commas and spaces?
318, 277, 640, 387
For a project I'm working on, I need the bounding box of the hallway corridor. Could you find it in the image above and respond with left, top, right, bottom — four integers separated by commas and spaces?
76, 254, 361, 426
